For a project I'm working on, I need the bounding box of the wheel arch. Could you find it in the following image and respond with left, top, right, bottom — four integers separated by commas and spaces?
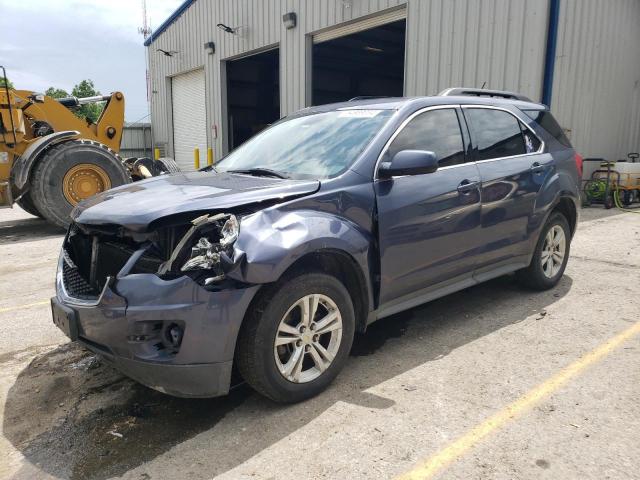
552, 196, 578, 236
10, 131, 79, 190
278, 249, 370, 332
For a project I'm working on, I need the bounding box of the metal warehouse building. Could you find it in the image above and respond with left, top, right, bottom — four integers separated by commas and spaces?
145, 0, 640, 171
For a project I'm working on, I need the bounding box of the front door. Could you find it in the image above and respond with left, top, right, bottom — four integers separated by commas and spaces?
375, 107, 482, 308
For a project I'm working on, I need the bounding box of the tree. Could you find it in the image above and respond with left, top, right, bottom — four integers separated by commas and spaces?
45, 87, 69, 99
45, 79, 104, 123
72, 80, 104, 123
0, 77, 14, 89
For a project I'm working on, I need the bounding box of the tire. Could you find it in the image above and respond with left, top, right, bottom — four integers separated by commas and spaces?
16, 191, 43, 218
236, 272, 355, 403
30, 140, 131, 228
604, 195, 614, 209
156, 157, 180, 174
516, 212, 571, 291
622, 190, 634, 206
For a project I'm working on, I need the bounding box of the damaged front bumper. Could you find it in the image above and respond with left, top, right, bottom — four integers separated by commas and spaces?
52, 248, 259, 398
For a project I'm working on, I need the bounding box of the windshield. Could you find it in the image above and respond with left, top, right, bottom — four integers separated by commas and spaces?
216, 109, 394, 179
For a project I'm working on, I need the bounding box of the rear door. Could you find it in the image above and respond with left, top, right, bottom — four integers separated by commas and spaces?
375, 107, 482, 307
462, 106, 549, 274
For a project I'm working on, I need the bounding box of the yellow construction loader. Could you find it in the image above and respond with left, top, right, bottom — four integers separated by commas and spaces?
0, 66, 177, 228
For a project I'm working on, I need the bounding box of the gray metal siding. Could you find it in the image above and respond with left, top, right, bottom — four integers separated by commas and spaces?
120, 124, 152, 158
551, 0, 640, 159
404, 0, 549, 100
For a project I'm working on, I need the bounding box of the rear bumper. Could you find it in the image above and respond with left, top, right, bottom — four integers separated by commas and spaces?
53, 253, 260, 398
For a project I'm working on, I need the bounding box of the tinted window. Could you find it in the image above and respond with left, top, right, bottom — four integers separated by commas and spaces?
466, 108, 526, 160
523, 109, 572, 147
387, 109, 465, 167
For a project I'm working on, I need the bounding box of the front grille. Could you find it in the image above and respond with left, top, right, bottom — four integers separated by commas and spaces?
62, 254, 99, 299
62, 226, 166, 299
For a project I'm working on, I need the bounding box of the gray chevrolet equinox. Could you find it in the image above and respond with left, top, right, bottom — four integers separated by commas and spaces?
52, 88, 582, 403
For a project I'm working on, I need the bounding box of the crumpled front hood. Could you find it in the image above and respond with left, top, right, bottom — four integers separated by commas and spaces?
72, 171, 320, 232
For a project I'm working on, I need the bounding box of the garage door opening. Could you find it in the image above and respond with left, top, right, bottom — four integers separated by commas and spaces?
226, 48, 280, 150
312, 18, 406, 105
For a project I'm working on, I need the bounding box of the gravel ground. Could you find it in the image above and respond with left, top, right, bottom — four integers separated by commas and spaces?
0, 205, 638, 480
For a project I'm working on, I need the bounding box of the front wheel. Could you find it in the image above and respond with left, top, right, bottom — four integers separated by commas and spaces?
516, 212, 571, 290
236, 273, 355, 403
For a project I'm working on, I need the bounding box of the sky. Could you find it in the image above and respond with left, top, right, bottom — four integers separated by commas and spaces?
0, 0, 183, 122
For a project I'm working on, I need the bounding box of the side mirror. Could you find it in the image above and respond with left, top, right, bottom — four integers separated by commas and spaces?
378, 150, 439, 178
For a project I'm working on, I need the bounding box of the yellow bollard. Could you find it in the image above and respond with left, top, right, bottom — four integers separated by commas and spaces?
154, 148, 160, 160
194, 148, 200, 169
207, 147, 214, 166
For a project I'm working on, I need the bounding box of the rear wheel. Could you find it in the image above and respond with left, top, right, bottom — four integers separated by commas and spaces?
516, 212, 571, 290
31, 140, 131, 228
236, 273, 355, 403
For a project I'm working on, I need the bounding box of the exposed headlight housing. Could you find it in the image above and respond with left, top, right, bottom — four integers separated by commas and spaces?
219, 215, 239, 246
181, 237, 220, 271
179, 214, 239, 276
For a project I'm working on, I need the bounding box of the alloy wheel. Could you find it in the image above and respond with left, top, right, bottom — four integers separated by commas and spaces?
541, 225, 566, 278
273, 294, 343, 383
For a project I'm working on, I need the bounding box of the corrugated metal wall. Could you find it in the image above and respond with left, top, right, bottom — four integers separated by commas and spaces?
148, 0, 551, 160
120, 124, 152, 158
551, 0, 640, 159
405, 0, 549, 99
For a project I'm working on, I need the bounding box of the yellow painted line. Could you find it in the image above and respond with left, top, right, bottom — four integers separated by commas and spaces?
0, 300, 50, 314
397, 320, 640, 480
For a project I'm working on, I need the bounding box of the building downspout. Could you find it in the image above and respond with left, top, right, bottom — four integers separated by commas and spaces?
542, 0, 561, 107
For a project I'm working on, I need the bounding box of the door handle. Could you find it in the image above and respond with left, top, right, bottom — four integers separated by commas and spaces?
457, 179, 479, 194
530, 162, 546, 173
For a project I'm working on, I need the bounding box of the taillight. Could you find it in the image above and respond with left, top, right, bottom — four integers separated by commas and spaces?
574, 153, 583, 179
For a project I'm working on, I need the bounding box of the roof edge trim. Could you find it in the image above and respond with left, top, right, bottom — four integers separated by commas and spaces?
143, 0, 196, 47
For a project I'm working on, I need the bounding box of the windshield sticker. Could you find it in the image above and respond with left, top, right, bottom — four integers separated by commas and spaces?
338, 110, 384, 118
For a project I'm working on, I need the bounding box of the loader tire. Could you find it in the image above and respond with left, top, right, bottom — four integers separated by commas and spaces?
16, 191, 43, 218
31, 140, 131, 228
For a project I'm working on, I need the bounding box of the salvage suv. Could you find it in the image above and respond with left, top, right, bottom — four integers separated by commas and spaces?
52, 88, 581, 402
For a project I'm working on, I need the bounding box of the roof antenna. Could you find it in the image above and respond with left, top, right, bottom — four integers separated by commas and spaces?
480, 81, 487, 89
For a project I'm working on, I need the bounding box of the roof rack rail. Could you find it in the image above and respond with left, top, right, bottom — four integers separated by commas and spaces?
348, 96, 387, 101
438, 87, 532, 102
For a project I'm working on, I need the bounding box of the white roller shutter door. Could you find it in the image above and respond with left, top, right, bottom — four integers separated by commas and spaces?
313, 7, 406, 44
172, 69, 207, 171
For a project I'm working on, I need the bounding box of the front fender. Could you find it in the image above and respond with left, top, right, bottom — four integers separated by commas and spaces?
228, 208, 373, 287
11, 130, 79, 190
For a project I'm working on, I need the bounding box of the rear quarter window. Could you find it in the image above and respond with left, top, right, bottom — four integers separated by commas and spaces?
522, 109, 572, 148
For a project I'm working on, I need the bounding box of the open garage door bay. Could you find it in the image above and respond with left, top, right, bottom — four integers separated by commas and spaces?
226, 48, 280, 151
313, 9, 406, 105
172, 69, 207, 171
